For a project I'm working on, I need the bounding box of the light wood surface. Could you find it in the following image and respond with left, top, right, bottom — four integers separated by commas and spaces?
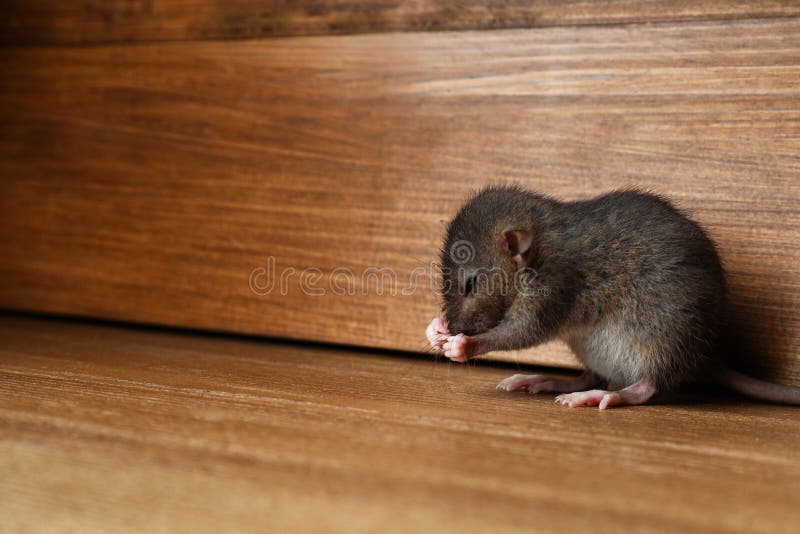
0, 315, 798, 533
3, 0, 799, 45
2, 19, 800, 381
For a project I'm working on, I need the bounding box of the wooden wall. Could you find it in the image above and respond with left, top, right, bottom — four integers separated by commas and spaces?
1, 2, 799, 384
4, 2, 800, 45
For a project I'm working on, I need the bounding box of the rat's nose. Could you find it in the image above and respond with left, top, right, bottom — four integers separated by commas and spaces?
450, 322, 477, 336
447, 321, 465, 335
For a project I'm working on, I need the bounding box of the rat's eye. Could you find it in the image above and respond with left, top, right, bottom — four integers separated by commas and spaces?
463, 276, 477, 297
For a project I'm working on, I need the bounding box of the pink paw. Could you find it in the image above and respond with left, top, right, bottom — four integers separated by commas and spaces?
425, 317, 449, 351
555, 390, 622, 410
442, 333, 471, 363
496, 374, 549, 392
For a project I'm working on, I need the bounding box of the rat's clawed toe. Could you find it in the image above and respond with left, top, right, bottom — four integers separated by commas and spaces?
598, 393, 624, 410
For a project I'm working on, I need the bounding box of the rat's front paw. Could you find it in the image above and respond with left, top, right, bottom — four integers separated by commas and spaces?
442, 333, 472, 363
426, 317, 450, 351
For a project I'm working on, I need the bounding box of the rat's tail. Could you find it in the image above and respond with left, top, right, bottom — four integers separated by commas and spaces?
710, 364, 800, 405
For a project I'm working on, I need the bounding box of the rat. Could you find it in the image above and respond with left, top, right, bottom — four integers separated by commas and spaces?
426, 185, 800, 409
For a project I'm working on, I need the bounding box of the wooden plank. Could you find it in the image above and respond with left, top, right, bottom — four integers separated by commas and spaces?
1, 315, 799, 533
2, 0, 800, 46
1, 20, 800, 381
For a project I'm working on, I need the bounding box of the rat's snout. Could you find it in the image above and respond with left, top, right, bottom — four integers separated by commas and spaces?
456, 323, 479, 336
444, 293, 491, 337
445, 317, 465, 336
446, 316, 478, 337
452, 325, 478, 336
446, 307, 501, 337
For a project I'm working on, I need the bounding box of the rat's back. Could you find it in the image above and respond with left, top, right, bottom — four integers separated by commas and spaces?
557, 190, 726, 388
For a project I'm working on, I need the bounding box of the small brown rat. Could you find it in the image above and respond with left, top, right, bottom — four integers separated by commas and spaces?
426, 185, 800, 409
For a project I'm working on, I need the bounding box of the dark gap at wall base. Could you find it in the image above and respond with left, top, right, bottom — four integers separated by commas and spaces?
0, 309, 571, 374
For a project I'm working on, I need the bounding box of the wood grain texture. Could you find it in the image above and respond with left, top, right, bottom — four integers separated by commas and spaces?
1, 315, 799, 533
1, 19, 800, 381
2, 0, 800, 46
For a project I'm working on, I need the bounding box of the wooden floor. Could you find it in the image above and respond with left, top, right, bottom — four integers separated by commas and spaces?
1, 315, 798, 533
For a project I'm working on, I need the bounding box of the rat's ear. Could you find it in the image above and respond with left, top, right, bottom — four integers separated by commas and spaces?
501, 228, 533, 269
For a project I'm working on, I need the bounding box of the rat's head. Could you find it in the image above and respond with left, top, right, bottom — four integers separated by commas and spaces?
439, 186, 535, 336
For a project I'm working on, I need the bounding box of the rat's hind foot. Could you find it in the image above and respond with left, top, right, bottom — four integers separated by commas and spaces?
496, 371, 602, 394
555, 390, 614, 409
555, 378, 657, 410
496, 374, 551, 392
